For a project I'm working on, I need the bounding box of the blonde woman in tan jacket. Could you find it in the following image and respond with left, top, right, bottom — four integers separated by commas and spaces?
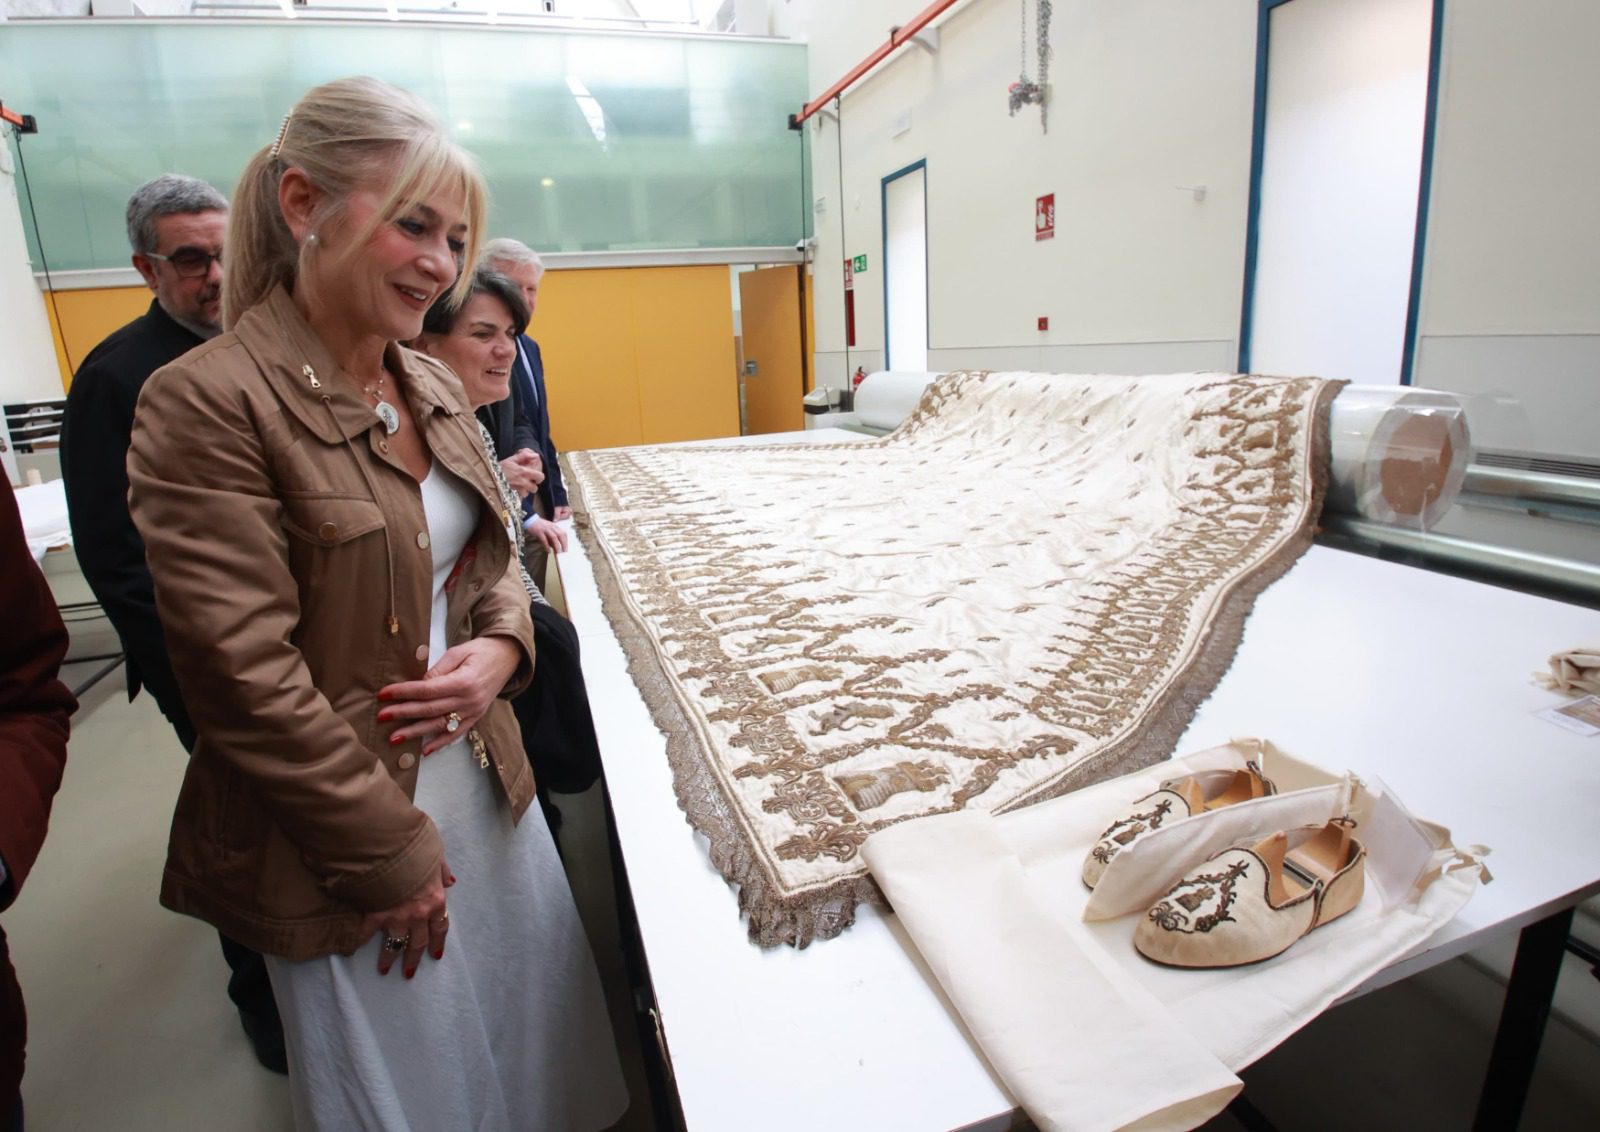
128, 77, 625, 1130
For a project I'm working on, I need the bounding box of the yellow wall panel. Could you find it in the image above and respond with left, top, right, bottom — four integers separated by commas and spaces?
42, 285, 152, 389
533, 264, 739, 453
533, 269, 645, 452
46, 266, 741, 455
627, 266, 738, 446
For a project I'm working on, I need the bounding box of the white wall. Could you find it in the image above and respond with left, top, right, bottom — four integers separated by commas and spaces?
0, 132, 69, 407
802, 0, 1258, 388
799, 0, 1597, 474
1414, 0, 1599, 460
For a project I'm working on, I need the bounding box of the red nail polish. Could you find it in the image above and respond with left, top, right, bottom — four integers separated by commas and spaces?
378, 690, 393, 702
404, 967, 416, 980
377, 711, 393, 722
432, 948, 444, 961
390, 734, 404, 746
449, 873, 457, 885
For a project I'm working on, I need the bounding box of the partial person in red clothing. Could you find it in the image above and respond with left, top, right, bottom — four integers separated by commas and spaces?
0, 476, 77, 1132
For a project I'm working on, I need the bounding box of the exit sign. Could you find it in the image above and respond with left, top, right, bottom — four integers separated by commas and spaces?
851, 254, 868, 273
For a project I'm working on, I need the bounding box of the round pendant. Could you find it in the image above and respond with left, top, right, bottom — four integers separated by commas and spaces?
374, 400, 401, 435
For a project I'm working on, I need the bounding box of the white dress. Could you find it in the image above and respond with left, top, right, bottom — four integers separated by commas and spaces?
266, 463, 628, 1131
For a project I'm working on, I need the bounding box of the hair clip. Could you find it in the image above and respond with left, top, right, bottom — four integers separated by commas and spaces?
270, 112, 293, 160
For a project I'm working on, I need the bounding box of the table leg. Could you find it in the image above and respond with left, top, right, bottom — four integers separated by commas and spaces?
1472, 906, 1575, 1131
68, 653, 124, 699
601, 783, 690, 1132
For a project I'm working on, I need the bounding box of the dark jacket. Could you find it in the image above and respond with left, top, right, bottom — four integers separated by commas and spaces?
512, 335, 568, 514
512, 602, 602, 795
0, 476, 76, 1114
128, 286, 535, 961
61, 298, 202, 750
474, 397, 519, 468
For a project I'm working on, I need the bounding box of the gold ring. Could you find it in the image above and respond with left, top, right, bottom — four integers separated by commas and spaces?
445, 712, 462, 733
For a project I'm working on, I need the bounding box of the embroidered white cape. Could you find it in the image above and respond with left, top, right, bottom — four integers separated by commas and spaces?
568, 371, 1340, 947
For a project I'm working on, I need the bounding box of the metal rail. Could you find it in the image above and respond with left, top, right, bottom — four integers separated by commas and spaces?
1321, 515, 1600, 602
1463, 465, 1600, 513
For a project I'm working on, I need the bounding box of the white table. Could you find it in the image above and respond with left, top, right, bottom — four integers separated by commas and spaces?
557, 428, 1600, 1131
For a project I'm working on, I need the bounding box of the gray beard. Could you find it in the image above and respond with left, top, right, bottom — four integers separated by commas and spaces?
166, 306, 222, 340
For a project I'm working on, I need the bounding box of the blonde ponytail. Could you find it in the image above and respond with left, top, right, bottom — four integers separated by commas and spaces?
222, 76, 488, 331
223, 146, 298, 329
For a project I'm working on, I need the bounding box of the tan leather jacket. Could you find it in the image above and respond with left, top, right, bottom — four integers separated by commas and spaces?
129, 286, 535, 961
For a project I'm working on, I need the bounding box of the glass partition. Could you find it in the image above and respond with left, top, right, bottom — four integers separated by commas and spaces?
0, 21, 809, 269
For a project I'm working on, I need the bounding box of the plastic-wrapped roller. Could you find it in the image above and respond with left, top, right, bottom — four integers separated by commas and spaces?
855, 371, 941, 432
1325, 385, 1472, 530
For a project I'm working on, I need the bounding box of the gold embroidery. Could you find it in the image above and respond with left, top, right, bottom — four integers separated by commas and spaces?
834, 761, 950, 811
568, 370, 1342, 947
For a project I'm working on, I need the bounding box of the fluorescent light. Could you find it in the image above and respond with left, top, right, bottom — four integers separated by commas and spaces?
564, 74, 607, 147
540, 177, 555, 188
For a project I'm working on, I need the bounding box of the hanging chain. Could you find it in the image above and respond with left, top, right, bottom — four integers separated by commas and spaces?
1009, 0, 1049, 128
1019, 0, 1030, 82
1038, 0, 1053, 133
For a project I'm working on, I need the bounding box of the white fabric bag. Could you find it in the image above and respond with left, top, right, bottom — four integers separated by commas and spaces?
862, 740, 1488, 1132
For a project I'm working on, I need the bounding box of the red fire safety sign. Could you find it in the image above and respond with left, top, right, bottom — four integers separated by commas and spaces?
1036, 193, 1055, 241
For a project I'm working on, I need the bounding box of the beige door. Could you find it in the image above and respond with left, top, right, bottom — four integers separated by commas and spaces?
739, 265, 807, 435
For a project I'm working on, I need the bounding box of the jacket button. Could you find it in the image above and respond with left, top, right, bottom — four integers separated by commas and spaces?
414, 644, 428, 661
398, 752, 417, 770
416, 531, 431, 550
470, 580, 482, 593
319, 522, 338, 540
378, 440, 391, 454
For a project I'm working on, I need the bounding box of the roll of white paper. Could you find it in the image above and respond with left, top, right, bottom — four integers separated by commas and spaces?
1325, 385, 1472, 530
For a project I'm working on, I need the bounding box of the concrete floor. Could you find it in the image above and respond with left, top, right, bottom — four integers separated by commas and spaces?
9, 625, 1600, 1131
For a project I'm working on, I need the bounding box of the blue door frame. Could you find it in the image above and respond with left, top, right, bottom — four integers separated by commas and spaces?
881, 158, 929, 371
1236, 0, 1445, 384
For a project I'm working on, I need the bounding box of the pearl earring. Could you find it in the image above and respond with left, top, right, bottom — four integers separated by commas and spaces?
306, 233, 318, 247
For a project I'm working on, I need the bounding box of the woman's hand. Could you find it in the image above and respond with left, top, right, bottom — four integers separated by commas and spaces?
525, 515, 568, 553
500, 449, 545, 496
378, 636, 521, 755
361, 858, 454, 978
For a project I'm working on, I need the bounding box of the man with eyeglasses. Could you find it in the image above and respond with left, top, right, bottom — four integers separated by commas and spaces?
60, 174, 286, 1076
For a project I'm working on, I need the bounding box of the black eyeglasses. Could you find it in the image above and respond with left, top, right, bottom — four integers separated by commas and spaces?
146, 247, 223, 278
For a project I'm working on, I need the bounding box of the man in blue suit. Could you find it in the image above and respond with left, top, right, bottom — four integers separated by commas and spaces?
483, 239, 568, 571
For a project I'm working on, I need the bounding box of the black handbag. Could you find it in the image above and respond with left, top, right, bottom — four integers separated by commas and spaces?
511, 602, 604, 795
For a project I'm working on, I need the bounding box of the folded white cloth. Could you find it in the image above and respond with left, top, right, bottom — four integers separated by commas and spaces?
864, 811, 1242, 1132
14, 478, 71, 563
1535, 642, 1600, 696
863, 740, 1488, 1132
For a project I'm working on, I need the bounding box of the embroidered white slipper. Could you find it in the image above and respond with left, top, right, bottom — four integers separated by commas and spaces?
1082, 763, 1277, 890
1133, 819, 1367, 969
